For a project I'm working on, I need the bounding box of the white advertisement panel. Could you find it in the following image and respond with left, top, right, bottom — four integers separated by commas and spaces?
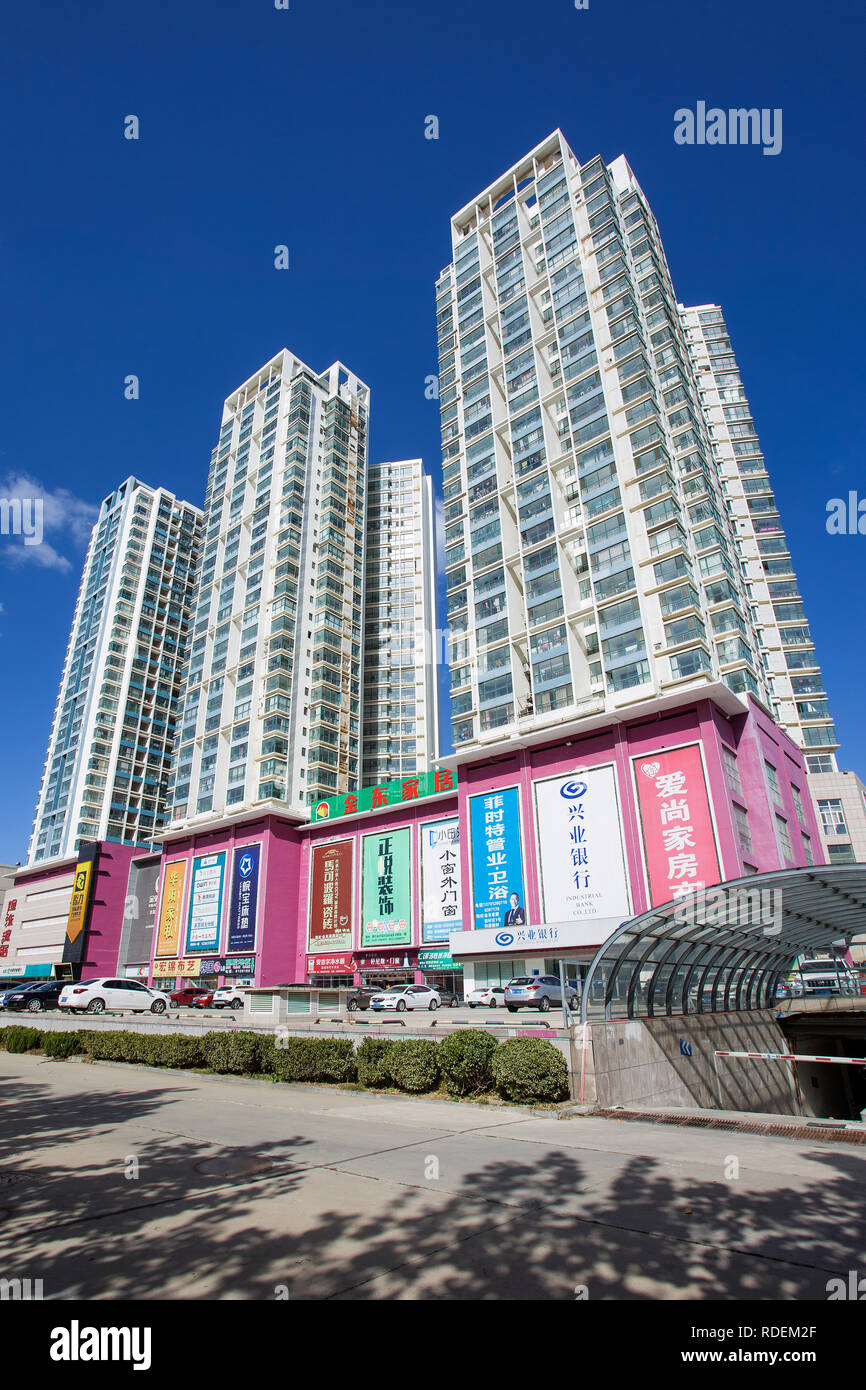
534, 766, 631, 923
420, 817, 462, 943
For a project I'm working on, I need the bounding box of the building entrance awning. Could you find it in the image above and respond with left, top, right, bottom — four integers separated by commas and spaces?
579, 865, 866, 1022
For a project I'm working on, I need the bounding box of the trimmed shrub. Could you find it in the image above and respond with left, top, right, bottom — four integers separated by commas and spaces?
387, 1039, 441, 1094
201, 1030, 263, 1075
42, 1031, 86, 1058
437, 1028, 497, 1097
355, 1036, 396, 1088
148, 1034, 205, 1069
492, 1037, 569, 1104
4, 1026, 43, 1053
270, 1035, 356, 1084
78, 1029, 127, 1061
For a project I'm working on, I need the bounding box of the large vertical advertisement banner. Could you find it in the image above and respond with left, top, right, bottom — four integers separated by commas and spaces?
361, 827, 412, 947
420, 818, 462, 943
309, 841, 354, 951
469, 787, 526, 932
155, 861, 187, 958
62, 843, 99, 966
633, 744, 722, 907
534, 767, 631, 922
119, 859, 161, 966
185, 852, 226, 955
226, 844, 261, 954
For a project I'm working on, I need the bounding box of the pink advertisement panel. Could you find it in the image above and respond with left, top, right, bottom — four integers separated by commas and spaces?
633, 744, 721, 907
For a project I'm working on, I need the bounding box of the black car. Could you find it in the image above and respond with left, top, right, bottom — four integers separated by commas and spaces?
433, 985, 461, 1007
3, 980, 66, 1013
345, 985, 382, 1012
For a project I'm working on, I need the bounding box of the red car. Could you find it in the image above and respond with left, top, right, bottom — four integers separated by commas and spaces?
191, 992, 217, 1009
169, 987, 211, 1008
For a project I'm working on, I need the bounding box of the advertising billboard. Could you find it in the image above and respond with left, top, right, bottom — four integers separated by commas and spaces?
155, 861, 187, 958
185, 852, 226, 956
633, 744, 722, 907
308, 840, 354, 952
361, 826, 412, 948
469, 786, 526, 933
226, 844, 261, 955
420, 817, 462, 943
534, 767, 631, 923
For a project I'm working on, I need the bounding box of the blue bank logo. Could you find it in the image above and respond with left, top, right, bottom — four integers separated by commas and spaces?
559, 780, 588, 800
239, 854, 255, 878
495, 931, 514, 947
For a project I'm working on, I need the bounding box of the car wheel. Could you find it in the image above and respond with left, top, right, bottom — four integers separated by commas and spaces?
231, 999, 243, 1010
150, 999, 166, 1015
469, 1002, 476, 1008
347, 998, 358, 1011
507, 1005, 518, 1013
538, 996, 550, 1013
488, 998, 497, 1008
450, 996, 459, 1007
86, 998, 105, 1014
396, 999, 406, 1012
428, 999, 438, 1011
27, 998, 43, 1012
169, 999, 178, 1008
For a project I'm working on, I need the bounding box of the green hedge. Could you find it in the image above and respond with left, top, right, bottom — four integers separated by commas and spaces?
0, 1023, 571, 1104
492, 1036, 569, 1104
437, 1029, 499, 1097
386, 1039, 441, 1093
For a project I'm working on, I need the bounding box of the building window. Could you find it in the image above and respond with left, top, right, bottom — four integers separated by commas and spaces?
818, 798, 848, 838
776, 815, 793, 863
764, 760, 782, 807
828, 843, 855, 864
721, 745, 742, 797
733, 803, 752, 855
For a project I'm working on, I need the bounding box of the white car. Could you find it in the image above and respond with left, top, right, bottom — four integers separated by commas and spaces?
212, 987, 247, 1010
59, 977, 168, 1015
467, 984, 507, 1009
370, 985, 441, 1012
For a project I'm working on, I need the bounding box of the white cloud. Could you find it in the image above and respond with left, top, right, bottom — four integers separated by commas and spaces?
0, 473, 97, 571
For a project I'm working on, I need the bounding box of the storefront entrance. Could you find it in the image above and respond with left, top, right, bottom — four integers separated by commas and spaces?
360, 969, 414, 988
423, 970, 463, 999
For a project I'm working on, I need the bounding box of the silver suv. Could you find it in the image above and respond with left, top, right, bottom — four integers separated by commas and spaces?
505, 975, 579, 1013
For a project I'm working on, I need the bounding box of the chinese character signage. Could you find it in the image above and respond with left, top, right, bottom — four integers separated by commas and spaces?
361, 827, 412, 947
418, 946, 462, 971
153, 957, 201, 979
62, 841, 99, 966
227, 844, 260, 954
0, 895, 16, 961
311, 765, 457, 822
633, 745, 721, 907
309, 841, 354, 951
420, 817, 462, 943
306, 952, 356, 975
469, 786, 526, 933
534, 767, 631, 923
155, 861, 187, 957
185, 853, 226, 955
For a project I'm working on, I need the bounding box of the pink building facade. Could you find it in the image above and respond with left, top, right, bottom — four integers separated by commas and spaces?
141, 688, 825, 998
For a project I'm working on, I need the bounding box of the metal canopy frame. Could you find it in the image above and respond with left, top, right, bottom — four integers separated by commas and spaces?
579, 865, 866, 1022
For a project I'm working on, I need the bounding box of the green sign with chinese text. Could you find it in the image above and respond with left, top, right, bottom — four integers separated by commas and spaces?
310, 764, 458, 823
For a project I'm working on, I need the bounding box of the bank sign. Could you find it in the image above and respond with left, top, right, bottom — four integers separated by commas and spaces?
534, 767, 631, 923
311, 765, 457, 822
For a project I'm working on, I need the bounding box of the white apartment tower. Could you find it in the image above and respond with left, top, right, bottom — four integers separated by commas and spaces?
679, 304, 838, 771
166, 350, 370, 823
362, 459, 440, 783
28, 478, 202, 864
437, 131, 805, 748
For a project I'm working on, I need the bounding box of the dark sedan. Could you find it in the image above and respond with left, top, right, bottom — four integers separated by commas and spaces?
4, 980, 67, 1013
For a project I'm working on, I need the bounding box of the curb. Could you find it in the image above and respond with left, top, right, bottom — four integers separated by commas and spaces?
586, 1106, 866, 1145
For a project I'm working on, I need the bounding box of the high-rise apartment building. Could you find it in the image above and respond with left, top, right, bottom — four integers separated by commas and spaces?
165, 350, 369, 824
362, 459, 440, 783
28, 478, 202, 864
679, 304, 838, 771
436, 131, 820, 752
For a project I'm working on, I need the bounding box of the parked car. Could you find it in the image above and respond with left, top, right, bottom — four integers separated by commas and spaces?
433, 985, 461, 1007
212, 987, 246, 1010
346, 984, 385, 1012
370, 984, 441, 1012
504, 975, 579, 1013
59, 978, 168, 1015
0, 977, 46, 1001
169, 987, 212, 1008
3, 980, 67, 1013
191, 992, 217, 1009
467, 984, 507, 1009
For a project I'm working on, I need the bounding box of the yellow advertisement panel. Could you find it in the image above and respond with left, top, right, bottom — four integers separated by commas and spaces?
155, 861, 187, 958
65, 861, 93, 945
153, 957, 201, 979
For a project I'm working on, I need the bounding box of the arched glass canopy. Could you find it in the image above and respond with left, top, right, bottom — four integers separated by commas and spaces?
579, 865, 866, 1022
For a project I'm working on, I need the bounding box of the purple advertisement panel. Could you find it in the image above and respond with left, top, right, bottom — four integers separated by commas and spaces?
226, 844, 261, 955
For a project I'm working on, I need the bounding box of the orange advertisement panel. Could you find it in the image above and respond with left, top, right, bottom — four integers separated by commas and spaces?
155, 861, 187, 958
65, 861, 93, 946
153, 957, 201, 979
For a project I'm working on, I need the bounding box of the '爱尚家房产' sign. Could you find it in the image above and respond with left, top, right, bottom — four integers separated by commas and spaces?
311, 765, 458, 822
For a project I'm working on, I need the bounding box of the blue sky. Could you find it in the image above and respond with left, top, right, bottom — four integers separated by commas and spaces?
1, 0, 863, 862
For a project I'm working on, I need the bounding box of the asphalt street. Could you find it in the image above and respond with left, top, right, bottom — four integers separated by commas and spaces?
1, 1051, 864, 1300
